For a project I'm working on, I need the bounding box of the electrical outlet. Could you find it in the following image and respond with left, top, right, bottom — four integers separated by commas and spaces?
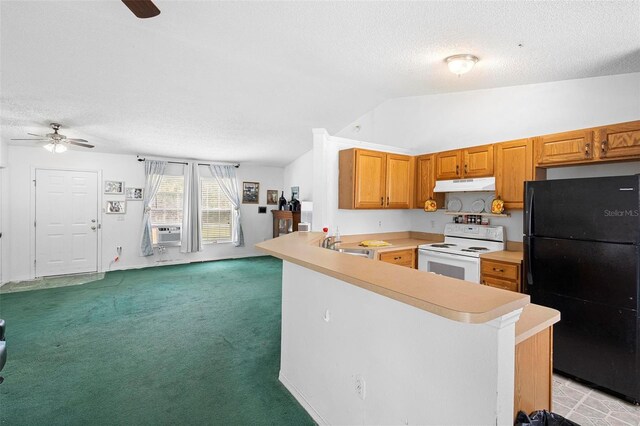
355, 375, 366, 400
430, 220, 435, 229
378, 221, 382, 228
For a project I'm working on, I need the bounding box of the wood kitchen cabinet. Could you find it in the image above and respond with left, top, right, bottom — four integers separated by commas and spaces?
435, 145, 493, 180
481, 258, 521, 293
414, 154, 445, 209
339, 148, 414, 209
379, 248, 416, 269
495, 139, 534, 210
534, 129, 594, 166
595, 120, 640, 160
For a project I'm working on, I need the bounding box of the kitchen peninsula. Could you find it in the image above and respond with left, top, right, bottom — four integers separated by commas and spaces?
256, 232, 559, 425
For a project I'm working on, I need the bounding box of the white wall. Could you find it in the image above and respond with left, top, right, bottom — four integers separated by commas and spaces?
280, 261, 520, 425
337, 73, 640, 151
4, 146, 284, 282
283, 149, 313, 201
311, 129, 420, 234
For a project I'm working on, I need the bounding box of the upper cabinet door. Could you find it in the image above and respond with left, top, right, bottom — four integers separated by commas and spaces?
534, 130, 594, 166
435, 150, 462, 180
495, 139, 533, 210
463, 145, 494, 178
353, 149, 387, 209
595, 121, 640, 160
386, 154, 413, 209
415, 154, 444, 208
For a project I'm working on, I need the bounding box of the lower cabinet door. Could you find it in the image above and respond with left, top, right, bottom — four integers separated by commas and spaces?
481, 275, 519, 292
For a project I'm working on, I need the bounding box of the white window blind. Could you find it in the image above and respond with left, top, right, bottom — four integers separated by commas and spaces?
201, 177, 233, 242
149, 175, 184, 227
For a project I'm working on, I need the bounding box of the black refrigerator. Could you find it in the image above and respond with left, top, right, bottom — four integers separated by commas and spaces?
524, 175, 640, 403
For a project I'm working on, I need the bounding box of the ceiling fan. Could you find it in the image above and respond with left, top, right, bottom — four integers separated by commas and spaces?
121, 0, 161, 19
11, 123, 94, 153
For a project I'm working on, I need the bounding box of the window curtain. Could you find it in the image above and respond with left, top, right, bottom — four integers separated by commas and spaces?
140, 160, 167, 256
181, 162, 202, 253
209, 165, 244, 247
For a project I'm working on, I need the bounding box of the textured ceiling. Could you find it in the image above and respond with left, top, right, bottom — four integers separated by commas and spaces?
1, 1, 639, 166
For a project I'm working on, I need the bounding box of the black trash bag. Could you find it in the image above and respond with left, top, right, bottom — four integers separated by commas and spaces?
515, 410, 580, 426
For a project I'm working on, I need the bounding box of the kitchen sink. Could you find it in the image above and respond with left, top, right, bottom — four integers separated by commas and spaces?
332, 247, 375, 259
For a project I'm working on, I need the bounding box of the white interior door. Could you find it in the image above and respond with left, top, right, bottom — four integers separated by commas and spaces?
35, 169, 98, 277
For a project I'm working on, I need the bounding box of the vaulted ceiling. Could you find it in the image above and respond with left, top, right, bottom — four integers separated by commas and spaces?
2, 1, 639, 166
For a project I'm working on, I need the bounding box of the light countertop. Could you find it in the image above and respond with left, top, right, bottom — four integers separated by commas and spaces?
481, 250, 524, 263
256, 232, 532, 325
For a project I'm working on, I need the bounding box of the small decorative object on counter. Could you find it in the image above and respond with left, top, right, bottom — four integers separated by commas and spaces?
424, 199, 437, 212
490, 196, 505, 214
278, 192, 287, 210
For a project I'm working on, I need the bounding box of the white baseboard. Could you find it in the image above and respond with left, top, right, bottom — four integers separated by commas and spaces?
279, 371, 328, 426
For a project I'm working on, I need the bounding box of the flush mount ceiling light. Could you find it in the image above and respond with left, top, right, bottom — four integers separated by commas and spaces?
445, 54, 479, 76
43, 142, 67, 153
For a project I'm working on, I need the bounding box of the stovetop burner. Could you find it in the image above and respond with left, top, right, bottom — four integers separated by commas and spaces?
431, 243, 456, 248
467, 247, 489, 251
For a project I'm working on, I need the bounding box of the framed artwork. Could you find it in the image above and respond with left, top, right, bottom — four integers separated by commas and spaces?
104, 180, 124, 194
125, 187, 144, 200
242, 182, 259, 204
106, 200, 126, 214
266, 189, 278, 205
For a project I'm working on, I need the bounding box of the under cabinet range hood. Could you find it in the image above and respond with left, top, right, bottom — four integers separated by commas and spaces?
433, 176, 496, 193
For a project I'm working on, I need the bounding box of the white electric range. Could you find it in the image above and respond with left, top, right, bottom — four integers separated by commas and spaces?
417, 224, 506, 283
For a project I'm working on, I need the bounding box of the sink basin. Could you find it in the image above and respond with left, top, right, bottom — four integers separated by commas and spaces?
333, 247, 375, 259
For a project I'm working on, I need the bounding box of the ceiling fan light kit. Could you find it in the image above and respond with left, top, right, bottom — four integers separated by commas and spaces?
445, 54, 479, 75
11, 122, 94, 153
43, 143, 67, 153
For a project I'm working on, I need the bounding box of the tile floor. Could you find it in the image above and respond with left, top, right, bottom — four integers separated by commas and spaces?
553, 374, 640, 425
0, 272, 104, 293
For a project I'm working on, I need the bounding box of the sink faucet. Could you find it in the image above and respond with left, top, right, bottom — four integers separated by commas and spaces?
321, 235, 342, 250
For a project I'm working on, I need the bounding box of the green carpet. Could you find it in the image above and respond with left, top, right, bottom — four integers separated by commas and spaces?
0, 256, 314, 425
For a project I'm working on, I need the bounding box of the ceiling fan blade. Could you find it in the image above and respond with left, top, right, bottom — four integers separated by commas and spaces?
27, 133, 46, 137
121, 0, 161, 19
11, 138, 48, 141
66, 138, 89, 143
67, 140, 95, 148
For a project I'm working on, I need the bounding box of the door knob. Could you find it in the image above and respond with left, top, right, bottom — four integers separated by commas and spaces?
90, 226, 97, 231
91, 219, 96, 223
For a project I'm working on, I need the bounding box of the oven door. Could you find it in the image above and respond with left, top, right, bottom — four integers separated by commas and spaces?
418, 249, 480, 283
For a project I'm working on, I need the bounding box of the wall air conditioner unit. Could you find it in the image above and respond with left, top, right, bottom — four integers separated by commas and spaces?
153, 225, 181, 246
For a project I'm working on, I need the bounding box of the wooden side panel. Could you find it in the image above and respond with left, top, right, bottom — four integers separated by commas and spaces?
463, 144, 494, 177
415, 154, 445, 209
514, 327, 553, 419
596, 120, 640, 160
354, 149, 387, 209
534, 130, 594, 166
495, 139, 533, 210
386, 154, 413, 209
338, 149, 356, 209
436, 150, 462, 180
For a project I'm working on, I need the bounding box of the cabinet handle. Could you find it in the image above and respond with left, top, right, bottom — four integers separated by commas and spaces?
456, 165, 459, 175
381, 197, 384, 206
585, 142, 591, 158
492, 267, 504, 272
394, 256, 401, 260
387, 196, 390, 206
464, 164, 468, 174
601, 140, 608, 157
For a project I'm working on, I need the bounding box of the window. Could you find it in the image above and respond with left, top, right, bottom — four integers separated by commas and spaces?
150, 175, 184, 244
201, 177, 233, 243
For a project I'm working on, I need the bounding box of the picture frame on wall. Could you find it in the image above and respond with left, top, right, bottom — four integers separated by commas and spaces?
104, 180, 124, 195
242, 182, 260, 204
266, 189, 278, 205
125, 187, 144, 200
106, 200, 126, 214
